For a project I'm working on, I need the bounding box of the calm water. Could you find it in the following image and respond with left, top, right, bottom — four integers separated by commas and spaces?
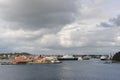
0, 59, 120, 80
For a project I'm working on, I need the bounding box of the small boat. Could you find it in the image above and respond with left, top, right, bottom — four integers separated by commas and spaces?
82, 56, 91, 60
51, 60, 62, 63
78, 57, 83, 60
100, 56, 108, 60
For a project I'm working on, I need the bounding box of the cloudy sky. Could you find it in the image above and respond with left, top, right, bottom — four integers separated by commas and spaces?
0, 0, 120, 54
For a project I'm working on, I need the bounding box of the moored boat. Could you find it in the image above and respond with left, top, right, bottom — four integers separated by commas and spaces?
100, 56, 108, 60
58, 55, 78, 60
78, 57, 83, 60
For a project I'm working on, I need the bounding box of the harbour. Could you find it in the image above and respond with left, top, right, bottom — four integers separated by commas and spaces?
0, 0, 120, 80
0, 53, 111, 65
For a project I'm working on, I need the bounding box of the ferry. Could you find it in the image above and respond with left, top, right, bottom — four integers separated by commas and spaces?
58, 55, 78, 60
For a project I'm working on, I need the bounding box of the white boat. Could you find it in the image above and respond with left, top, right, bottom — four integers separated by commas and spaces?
58, 55, 77, 60
45, 56, 61, 63
78, 57, 83, 60
100, 56, 108, 60
51, 60, 62, 63
62, 55, 74, 58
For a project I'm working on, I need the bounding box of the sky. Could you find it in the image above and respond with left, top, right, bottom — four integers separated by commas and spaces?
0, 0, 120, 55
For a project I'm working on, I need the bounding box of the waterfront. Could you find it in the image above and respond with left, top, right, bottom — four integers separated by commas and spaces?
0, 59, 120, 80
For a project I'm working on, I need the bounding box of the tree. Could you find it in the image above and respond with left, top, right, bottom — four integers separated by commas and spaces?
112, 51, 120, 61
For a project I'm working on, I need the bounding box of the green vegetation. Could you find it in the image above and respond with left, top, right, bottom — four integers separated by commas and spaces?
27, 61, 52, 64
14, 52, 31, 56
27, 62, 42, 64
0, 52, 31, 56
112, 51, 120, 62
0, 56, 6, 59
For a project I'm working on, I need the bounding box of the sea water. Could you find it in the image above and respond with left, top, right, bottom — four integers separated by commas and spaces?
0, 59, 120, 80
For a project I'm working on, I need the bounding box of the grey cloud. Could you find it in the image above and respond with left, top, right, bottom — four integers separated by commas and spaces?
0, 0, 79, 30
99, 22, 112, 27
110, 15, 120, 26
99, 15, 120, 28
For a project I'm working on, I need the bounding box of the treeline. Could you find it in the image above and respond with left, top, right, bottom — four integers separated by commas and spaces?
112, 51, 120, 61
0, 52, 31, 56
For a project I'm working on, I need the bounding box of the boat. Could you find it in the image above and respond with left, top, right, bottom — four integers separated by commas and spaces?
78, 57, 83, 60
45, 56, 62, 63
58, 55, 78, 60
51, 60, 62, 63
100, 56, 108, 60
82, 56, 91, 60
